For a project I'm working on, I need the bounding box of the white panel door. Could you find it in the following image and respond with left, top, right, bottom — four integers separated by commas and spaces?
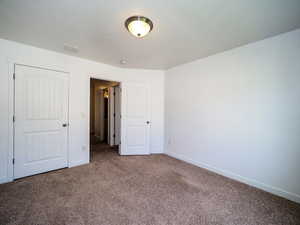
14, 65, 69, 179
120, 83, 150, 155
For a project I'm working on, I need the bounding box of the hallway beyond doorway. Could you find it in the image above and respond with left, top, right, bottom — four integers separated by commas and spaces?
90, 142, 118, 162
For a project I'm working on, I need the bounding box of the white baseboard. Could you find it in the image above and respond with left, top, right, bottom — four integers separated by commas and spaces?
165, 151, 300, 204
0, 177, 12, 184
0, 161, 89, 184
69, 160, 89, 168
150, 146, 164, 154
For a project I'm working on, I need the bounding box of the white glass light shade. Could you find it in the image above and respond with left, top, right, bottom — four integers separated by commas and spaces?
125, 16, 153, 38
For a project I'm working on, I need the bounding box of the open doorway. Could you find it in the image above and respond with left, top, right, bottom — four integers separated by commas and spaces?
90, 78, 121, 161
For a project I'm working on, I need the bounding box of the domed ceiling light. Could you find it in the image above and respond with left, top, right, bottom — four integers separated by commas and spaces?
125, 16, 153, 38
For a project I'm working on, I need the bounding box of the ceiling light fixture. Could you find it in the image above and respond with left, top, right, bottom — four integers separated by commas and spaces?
125, 16, 153, 38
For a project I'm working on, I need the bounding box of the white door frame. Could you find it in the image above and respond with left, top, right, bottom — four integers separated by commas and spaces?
7, 60, 70, 182
88, 75, 124, 155
88, 75, 152, 156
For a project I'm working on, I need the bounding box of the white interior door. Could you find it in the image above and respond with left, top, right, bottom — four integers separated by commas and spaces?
120, 83, 150, 155
114, 86, 121, 145
14, 64, 69, 179
109, 87, 115, 146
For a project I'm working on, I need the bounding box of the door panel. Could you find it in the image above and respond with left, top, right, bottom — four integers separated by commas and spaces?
121, 83, 150, 155
114, 86, 121, 145
14, 65, 69, 179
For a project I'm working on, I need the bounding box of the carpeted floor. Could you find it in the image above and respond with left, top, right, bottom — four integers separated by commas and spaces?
1, 144, 300, 225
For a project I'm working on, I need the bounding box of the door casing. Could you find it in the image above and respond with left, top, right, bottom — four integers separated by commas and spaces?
7, 61, 70, 182
88, 76, 151, 156
13, 64, 70, 179
89, 76, 124, 156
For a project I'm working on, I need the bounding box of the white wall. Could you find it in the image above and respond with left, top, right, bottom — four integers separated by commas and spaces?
165, 29, 300, 203
0, 38, 165, 183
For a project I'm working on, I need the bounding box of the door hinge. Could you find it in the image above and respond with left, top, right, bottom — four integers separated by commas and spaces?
13, 115, 15, 123
113, 92, 116, 96
113, 134, 116, 138
12, 158, 15, 164
13, 73, 16, 80
113, 113, 116, 117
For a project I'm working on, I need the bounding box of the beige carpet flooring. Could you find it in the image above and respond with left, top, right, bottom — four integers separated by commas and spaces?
0, 144, 300, 225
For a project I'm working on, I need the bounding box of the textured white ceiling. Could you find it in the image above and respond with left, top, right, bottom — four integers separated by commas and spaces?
0, 0, 300, 69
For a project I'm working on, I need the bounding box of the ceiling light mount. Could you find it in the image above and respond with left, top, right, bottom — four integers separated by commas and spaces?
120, 59, 127, 65
125, 16, 153, 38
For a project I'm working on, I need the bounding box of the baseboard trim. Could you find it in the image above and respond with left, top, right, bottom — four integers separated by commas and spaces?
69, 160, 89, 168
0, 177, 12, 184
165, 151, 300, 204
151, 151, 164, 154
150, 146, 164, 154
